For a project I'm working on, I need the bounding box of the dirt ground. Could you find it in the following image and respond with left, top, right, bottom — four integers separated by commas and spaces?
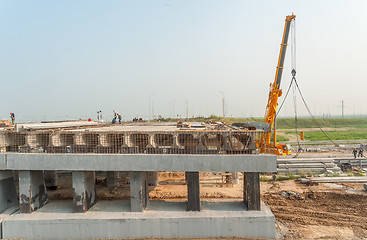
262, 181, 367, 239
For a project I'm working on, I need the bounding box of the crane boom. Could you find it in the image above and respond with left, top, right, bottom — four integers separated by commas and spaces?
265, 14, 295, 125
261, 14, 296, 155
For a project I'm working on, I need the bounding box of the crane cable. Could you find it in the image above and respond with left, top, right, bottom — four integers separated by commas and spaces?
290, 18, 338, 147
277, 72, 338, 148
290, 20, 302, 157
292, 72, 302, 157
293, 80, 339, 147
276, 20, 302, 157
276, 19, 338, 157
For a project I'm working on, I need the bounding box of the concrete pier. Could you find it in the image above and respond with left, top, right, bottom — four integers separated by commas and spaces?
44, 170, 59, 189
148, 171, 158, 186
18, 170, 48, 213
106, 171, 119, 187
186, 171, 200, 211
130, 171, 149, 212
0, 171, 17, 213
232, 172, 240, 184
243, 172, 260, 211
72, 171, 96, 213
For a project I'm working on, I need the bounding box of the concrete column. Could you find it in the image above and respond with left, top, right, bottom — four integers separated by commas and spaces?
0, 171, 17, 213
72, 171, 96, 213
186, 171, 200, 211
148, 171, 158, 186
130, 171, 149, 212
19, 170, 48, 213
232, 172, 239, 184
44, 171, 59, 190
243, 172, 260, 211
106, 171, 119, 187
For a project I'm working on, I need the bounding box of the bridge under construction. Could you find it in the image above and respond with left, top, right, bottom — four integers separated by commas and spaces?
0, 120, 276, 239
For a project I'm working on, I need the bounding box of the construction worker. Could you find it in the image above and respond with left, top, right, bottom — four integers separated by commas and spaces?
353, 147, 358, 159
117, 113, 122, 124
10, 112, 15, 125
358, 148, 364, 158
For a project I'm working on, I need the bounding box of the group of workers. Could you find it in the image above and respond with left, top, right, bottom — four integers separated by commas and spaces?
112, 111, 122, 124
353, 147, 364, 158
133, 117, 143, 122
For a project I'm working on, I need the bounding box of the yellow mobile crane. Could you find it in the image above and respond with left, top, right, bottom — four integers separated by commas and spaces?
259, 14, 296, 155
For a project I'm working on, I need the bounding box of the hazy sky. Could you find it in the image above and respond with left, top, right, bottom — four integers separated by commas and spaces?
1, 0, 367, 122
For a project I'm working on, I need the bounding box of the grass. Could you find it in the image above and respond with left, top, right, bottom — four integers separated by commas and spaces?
301, 129, 367, 141
276, 135, 289, 141
275, 118, 367, 129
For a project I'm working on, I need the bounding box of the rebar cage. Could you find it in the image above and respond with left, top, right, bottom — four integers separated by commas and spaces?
0, 130, 266, 155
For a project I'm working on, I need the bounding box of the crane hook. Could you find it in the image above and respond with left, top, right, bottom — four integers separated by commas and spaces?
291, 69, 296, 77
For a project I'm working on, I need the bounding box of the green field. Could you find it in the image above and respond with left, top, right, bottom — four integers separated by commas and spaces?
162, 116, 367, 129
297, 129, 367, 141
159, 116, 367, 141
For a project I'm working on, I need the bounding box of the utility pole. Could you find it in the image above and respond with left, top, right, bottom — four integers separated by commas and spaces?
152, 101, 155, 120
186, 100, 188, 121
341, 100, 344, 118
149, 94, 154, 121
220, 91, 225, 118
171, 99, 176, 119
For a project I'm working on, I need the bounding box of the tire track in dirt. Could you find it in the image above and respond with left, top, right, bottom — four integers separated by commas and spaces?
263, 191, 367, 238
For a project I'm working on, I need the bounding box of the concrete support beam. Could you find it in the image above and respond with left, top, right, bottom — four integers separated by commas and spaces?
186, 171, 200, 211
2, 153, 277, 172
0, 171, 18, 213
148, 171, 158, 186
18, 170, 48, 213
130, 171, 149, 212
243, 172, 260, 211
72, 171, 96, 213
44, 171, 59, 190
106, 171, 119, 187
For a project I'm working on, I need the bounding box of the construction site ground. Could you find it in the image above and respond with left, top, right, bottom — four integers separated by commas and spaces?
153, 174, 367, 239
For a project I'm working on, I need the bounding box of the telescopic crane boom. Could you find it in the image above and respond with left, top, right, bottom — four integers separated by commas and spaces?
260, 14, 296, 155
